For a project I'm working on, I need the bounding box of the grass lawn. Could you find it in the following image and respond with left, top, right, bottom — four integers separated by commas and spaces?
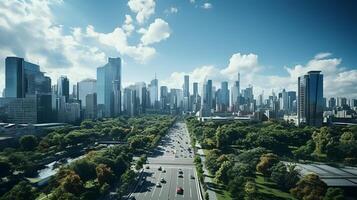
255, 174, 297, 200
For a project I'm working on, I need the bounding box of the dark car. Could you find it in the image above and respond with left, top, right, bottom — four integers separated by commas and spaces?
176, 187, 184, 194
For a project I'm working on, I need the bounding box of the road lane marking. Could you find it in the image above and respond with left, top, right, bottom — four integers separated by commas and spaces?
189, 170, 192, 199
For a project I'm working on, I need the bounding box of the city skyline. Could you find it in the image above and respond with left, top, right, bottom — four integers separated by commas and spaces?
0, 0, 357, 98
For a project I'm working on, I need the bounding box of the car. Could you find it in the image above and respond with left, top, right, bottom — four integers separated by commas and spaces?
178, 174, 183, 178
156, 183, 162, 187
160, 178, 166, 183
176, 187, 184, 194
190, 175, 195, 179
163, 169, 166, 173
145, 166, 150, 169
178, 169, 183, 174
158, 166, 162, 171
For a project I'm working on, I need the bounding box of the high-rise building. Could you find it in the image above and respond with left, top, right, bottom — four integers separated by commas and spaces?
231, 73, 240, 112
328, 97, 336, 109
160, 86, 169, 111
77, 79, 96, 107
287, 91, 297, 113
85, 93, 97, 119
57, 76, 70, 102
217, 81, 229, 112
149, 76, 158, 108
3, 56, 52, 123
298, 71, 324, 127
96, 57, 122, 117
279, 89, 288, 111
183, 75, 190, 97
193, 82, 198, 97
123, 86, 138, 116
200, 79, 212, 116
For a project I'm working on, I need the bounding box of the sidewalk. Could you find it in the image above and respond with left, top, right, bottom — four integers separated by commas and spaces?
196, 143, 217, 200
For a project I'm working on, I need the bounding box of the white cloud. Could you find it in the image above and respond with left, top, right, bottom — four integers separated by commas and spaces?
189, 0, 195, 3
163, 52, 357, 99
201, 3, 212, 9
0, 0, 171, 94
165, 7, 178, 14
128, 0, 156, 24
140, 18, 171, 45
314, 52, 332, 60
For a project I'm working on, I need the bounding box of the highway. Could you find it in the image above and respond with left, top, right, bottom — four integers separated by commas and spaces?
131, 121, 201, 200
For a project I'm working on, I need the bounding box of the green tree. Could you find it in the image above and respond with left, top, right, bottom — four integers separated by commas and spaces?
323, 188, 344, 200
291, 174, 327, 200
205, 149, 221, 174
339, 131, 355, 144
256, 153, 279, 176
60, 171, 84, 195
96, 164, 114, 186
271, 162, 300, 190
244, 181, 258, 200
1, 181, 36, 200
0, 160, 11, 177
71, 158, 96, 182
215, 160, 233, 184
19, 135, 38, 151
312, 127, 333, 155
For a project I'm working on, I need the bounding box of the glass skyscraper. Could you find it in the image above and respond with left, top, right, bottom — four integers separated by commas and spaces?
96, 57, 122, 117
298, 71, 324, 127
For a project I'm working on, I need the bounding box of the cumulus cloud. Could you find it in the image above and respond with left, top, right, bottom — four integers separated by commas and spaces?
140, 18, 171, 45
201, 3, 212, 9
162, 52, 357, 99
0, 0, 171, 95
128, 0, 156, 24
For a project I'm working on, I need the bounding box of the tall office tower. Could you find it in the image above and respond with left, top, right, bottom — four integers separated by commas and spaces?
200, 79, 212, 116
72, 84, 78, 99
85, 93, 97, 119
160, 86, 169, 110
257, 93, 263, 108
77, 79, 96, 107
219, 81, 229, 112
337, 97, 347, 107
123, 87, 138, 116
287, 91, 296, 113
96, 57, 122, 117
113, 80, 121, 116
5, 56, 51, 98
193, 82, 199, 96
231, 73, 240, 112
328, 97, 336, 109
183, 75, 190, 97
279, 89, 289, 111
298, 71, 324, 127
57, 76, 70, 102
149, 76, 158, 108
191, 82, 200, 112
4, 56, 52, 123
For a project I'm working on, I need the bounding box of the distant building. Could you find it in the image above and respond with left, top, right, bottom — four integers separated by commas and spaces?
77, 79, 96, 107
96, 57, 122, 117
0, 97, 37, 124
149, 76, 159, 108
57, 76, 70, 102
298, 71, 324, 127
200, 79, 212, 117
123, 87, 138, 116
231, 73, 240, 112
85, 93, 97, 119
328, 97, 336, 109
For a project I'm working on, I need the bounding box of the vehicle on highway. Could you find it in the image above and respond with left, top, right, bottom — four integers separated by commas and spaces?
178, 174, 183, 178
160, 178, 166, 183
145, 166, 150, 169
163, 169, 166, 173
190, 175, 195, 179
156, 182, 162, 187
178, 169, 183, 174
176, 187, 184, 194
158, 166, 162, 171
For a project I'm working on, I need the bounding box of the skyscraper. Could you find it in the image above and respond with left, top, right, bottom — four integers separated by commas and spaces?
231, 73, 240, 112
96, 57, 122, 117
57, 76, 69, 102
183, 75, 190, 97
200, 79, 212, 116
217, 81, 229, 112
149, 76, 158, 108
77, 79, 96, 107
193, 82, 198, 97
298, 71, 324, 127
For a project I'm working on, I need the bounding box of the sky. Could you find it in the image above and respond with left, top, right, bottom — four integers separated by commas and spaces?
0, 0, 357, 98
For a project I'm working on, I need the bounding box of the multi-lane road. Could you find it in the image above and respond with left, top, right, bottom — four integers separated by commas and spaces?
131, 121, 201, 200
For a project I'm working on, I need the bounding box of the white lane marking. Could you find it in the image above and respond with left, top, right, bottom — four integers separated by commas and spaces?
189, 170, 192, 199
151, 171, 161, 199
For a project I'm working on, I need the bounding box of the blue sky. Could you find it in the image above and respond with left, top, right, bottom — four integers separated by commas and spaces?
0, 0, 357, 97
